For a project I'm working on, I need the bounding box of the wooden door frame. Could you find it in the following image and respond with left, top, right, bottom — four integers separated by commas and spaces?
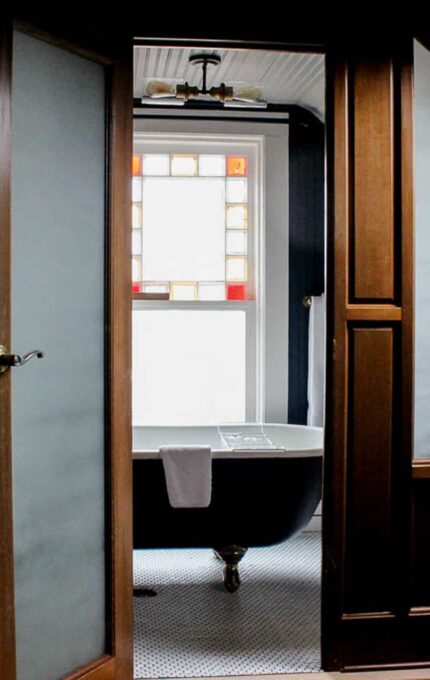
1, 16, 424, 680
0, 18, 133, 680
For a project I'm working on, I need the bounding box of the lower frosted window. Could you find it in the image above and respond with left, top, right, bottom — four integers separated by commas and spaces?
133, 310, 246, 425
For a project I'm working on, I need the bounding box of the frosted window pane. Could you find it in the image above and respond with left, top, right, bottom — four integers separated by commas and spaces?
170, 282, 197, 300
142, 177, 225, 281
171, 154, 197, 176
132, 231, 142, 255
142, 154, 170, 176
132, 177, 142, 202
199, 155, 225, 176
227, 204, 247, 229
226, 230, 247, 255
132, 256, 141, 282
141, 283, 169, 294
198, 282, 225, 300
226, 179, 247, 203
133, 310, 246, 425
226, 256, 247, 281
132, 204, 142, 229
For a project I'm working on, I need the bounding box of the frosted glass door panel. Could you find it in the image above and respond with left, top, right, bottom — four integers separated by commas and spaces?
11, 31, 106, 678
133, 310, 246, 425
414, 40, 430, 459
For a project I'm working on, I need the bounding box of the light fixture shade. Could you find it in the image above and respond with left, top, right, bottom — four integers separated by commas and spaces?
146, 80, 176, 98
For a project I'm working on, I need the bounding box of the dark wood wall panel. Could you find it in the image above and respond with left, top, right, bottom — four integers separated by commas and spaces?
345, 326, 394, 613
353, 59, 395, 301
411, 480, 430, 608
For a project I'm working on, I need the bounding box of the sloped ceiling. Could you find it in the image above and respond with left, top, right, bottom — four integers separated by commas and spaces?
134, 47, 325, 119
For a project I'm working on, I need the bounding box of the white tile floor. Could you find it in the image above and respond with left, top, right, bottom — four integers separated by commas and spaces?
133, 532, 321, 678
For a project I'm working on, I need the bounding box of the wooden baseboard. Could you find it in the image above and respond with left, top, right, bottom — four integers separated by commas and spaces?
62, 654, 115, 680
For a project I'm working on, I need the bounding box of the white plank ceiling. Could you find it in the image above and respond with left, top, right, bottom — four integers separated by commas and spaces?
134, 47, 325, 119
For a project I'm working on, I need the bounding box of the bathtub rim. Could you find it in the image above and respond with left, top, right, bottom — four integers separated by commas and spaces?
132, 422, 324, 460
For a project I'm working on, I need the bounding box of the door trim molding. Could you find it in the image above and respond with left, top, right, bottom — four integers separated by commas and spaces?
63, 655, 115, 680
0, 17, 16, 680
105, 53, 133, 679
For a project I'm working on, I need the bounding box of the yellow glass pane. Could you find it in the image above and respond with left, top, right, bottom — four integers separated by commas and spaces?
227, 156, 247, 176
226, 204, 247, 229
132, 204, 142, 229
171, 155, 198, 176
226, 256, 247, 281
170, 282, 197, 300
132, 155, 142, 176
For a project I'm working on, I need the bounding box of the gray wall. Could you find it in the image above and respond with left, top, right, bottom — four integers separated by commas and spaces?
414, 40, 430, 459
12, 31, 106, 678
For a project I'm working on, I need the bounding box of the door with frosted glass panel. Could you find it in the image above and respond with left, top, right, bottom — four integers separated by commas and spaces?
0, 24, 132, 680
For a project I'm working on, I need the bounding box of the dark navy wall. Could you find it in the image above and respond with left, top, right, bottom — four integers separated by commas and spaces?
288, 116, 325, 424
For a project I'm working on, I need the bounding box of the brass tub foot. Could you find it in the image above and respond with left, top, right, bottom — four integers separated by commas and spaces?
214, 545, 248, 593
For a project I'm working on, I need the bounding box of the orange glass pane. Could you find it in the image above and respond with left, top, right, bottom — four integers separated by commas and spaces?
132, 155, 142, 176
226, 156, 247, 177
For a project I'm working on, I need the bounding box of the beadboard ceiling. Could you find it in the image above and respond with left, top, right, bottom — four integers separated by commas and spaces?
134, 47, 325, 119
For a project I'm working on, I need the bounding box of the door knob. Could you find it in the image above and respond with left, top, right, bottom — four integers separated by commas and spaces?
302, 295, 313, 308
0, 346, 44, 374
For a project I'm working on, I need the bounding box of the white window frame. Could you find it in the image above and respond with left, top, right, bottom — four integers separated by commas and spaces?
132, 132, 265, 424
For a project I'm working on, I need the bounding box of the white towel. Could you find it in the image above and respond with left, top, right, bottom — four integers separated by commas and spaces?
307, 294, 326, 427
160, 446, 212, 508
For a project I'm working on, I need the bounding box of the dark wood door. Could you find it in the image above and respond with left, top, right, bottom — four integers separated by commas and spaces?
0, 18, 133, 680
322, 40, 430, 671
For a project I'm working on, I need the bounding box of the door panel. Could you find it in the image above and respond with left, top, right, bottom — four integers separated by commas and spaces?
11, 30, 106, 679
322, 42, 430, 670
0, 19, 133, 680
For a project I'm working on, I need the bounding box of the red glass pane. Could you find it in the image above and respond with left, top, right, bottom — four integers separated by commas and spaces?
132, 283, 141, 293
132, 155, 142, 176
226, 156, 247, 177
227, 283, 247, 300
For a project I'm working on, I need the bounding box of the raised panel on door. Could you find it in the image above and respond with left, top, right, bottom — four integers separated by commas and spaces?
322, 40, 430, 670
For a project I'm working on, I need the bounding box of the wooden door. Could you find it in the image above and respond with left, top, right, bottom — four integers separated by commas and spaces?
321, 39, 430, 671
0, 18, 133, 680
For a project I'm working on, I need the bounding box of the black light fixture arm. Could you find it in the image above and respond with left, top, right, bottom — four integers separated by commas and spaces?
175, 54, 233, 102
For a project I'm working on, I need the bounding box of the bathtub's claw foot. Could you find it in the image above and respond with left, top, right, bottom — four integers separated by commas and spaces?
224, 564, 241, 592
215, 545, 247, 593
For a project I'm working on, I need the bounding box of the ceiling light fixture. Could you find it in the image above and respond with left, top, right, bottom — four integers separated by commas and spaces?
141, 53, 267, 109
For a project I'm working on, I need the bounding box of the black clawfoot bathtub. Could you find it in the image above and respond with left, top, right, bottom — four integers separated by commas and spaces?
133, 424, 323, 591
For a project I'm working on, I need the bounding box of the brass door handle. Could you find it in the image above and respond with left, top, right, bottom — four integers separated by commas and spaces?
302, 295, 313, 308
0, 346, 44, 373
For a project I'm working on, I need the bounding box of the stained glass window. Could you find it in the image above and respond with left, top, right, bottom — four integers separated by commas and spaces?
131, 152, 250, 300
226, 156, 247, 176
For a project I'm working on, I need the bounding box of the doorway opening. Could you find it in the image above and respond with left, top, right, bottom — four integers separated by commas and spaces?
131, 41, 326, 679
